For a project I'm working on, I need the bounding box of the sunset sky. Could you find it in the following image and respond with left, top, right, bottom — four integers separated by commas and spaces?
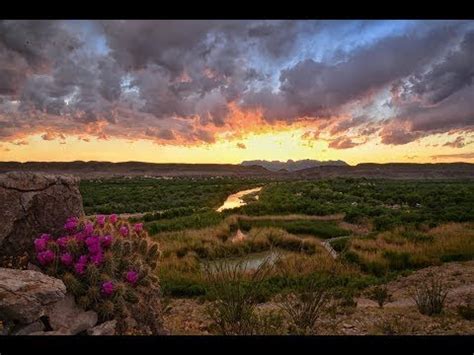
0, 20, 473, 165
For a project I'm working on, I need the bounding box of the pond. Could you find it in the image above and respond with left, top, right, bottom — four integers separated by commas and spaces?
216, 187, 263, 212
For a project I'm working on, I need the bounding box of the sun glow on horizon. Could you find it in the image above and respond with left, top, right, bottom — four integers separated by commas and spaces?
1, 129, 473, 165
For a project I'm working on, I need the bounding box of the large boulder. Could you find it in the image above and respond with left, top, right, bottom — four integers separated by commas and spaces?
0, 267, 66, 324
0, 172, 84, 259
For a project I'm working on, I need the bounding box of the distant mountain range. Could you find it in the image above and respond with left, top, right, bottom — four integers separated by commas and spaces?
0, 161, 473, 180
241, 159, 348, 172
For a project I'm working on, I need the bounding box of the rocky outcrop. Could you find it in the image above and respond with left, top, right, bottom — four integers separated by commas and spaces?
0, 172, 84, 259
0, 267, 99, 335
0, 267, 66, 324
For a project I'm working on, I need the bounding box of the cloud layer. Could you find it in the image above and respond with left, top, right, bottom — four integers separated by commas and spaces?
0, 20, 473, 150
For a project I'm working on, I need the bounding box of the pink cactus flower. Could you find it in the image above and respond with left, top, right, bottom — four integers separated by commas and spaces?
39, 233, 51, 241
90, 253, 103, 266
34, 238, 48, 252
120, 226, 129, 237
74, 262, 86, 275
74, 232, 86, 243
64, 217, 78, 231
101, 281, 115, 296
60, 252, 73, 266
96, 215, 106, 227
100, 235, 113, 248
84, 223, 94, 236
125, 271, 139, 286
134, 223, 144, 233
57, 236, 69, 249
37, 250, 55, 266
109, 214, 118, 224
78, 255, 89, 265
85, 236, 101, 254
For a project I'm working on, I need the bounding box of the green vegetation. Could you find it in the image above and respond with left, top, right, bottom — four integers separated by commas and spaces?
237, 218, 349, 239
343, 223, 474, 276
147, 210, 225, 234
80, 177, 262, 214
241, 179, 474, 230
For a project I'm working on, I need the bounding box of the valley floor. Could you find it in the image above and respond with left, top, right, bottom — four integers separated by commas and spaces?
162, 260, 474, 335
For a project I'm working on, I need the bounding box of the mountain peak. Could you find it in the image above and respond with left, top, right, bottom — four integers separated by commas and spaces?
241, 159, 348, 172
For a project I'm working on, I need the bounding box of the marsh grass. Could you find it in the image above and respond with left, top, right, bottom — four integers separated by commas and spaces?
203, 255, 275, 335
345, 223, 474, 275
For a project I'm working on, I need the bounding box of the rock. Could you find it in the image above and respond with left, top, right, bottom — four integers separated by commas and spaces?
87, 320, 117, 336
0, 172, 84, 259
45, 294, 98, 335
29, 329, 71, 336
0, 267, 66, 324
13, 320, 45, 335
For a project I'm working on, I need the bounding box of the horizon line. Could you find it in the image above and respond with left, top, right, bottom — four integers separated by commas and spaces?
1, 160, 474, 166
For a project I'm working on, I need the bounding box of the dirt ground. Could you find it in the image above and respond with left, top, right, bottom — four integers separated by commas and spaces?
162, 261, 474, 335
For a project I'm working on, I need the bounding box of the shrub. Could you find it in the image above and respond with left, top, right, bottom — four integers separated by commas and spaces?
373, 314, 418, 335
367, 285, 392, 308
33, 214, 162, 334
277, 277, 330, 334
382, 251, 412, 270
203, 256, 273, 335
411, 274, 449, 316
457, 296, 474, 320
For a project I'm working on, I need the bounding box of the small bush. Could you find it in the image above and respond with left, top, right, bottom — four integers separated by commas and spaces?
367, 285, 392, 308
204, 256, 274, 335
457, 296, 474, 320
411, 274, 449, 316
382, 251, 412, 270
277, 278, 330, 334
373, 314, 418, 335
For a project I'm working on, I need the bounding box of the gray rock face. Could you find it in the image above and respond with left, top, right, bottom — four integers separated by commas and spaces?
87, 320, 117, 336
0, 172, 84, 258
0, 267, 67, 324
46, 294, 98, 335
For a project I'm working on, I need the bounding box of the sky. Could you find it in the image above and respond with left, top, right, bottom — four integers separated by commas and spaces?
0, 20, 473, 165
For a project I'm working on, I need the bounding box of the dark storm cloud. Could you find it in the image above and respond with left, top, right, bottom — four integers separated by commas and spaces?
379, 127, 424, 145
409, 30, 474, 105
0, 20, 473, 147
243, 24, 459, 121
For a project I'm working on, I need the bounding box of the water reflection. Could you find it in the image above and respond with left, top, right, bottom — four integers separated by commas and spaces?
216, 187, 262, 212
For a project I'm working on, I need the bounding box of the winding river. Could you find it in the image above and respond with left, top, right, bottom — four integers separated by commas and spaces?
216, 187, 263, 212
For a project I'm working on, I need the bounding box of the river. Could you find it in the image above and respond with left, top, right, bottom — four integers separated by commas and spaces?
216, 187, 263, 212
